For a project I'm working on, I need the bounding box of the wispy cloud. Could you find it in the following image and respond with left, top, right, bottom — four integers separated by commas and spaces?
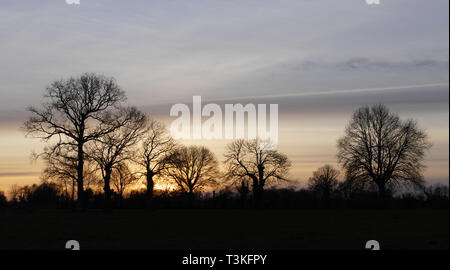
205, 82, 450, 103
0, 172, 39, 177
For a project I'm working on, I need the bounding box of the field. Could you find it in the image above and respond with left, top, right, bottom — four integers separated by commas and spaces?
0, 209, 448, 250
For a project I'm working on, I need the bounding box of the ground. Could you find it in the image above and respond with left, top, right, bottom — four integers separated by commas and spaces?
0, 209, 448, 249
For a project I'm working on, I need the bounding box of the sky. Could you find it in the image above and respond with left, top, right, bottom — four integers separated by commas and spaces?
0, 0, 448, 194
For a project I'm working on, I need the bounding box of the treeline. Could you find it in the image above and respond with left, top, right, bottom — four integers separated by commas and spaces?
5, 73, 444, 211
1, 182, 448, 210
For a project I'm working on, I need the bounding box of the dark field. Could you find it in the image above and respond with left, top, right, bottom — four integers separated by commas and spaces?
0, 209, 448, 250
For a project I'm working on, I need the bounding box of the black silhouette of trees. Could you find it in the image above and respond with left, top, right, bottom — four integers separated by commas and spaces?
339, 169, 373, 199
89, 107, 147, 203
308, 165, 340, 201
7, 183, 59, 204
337, 104, 431, 198
423, 184, 450, 202
40, 144, 78, 200
24, 73, 126, 209
166, 145, 219, 196
0, 190, 7, 207
39, 143, 98, 202
136, 120, 175, 199
110, 162, 140, 200
236, 180, 250, 207
9, 185, 22, 203
224, 139, 291, 205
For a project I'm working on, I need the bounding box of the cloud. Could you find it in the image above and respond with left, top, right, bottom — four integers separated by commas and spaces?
0, 0, 448, 109
336, 58, 449, 70
0, 172, 39, 177
203, 82, 449, 102
278, 58, 449, 72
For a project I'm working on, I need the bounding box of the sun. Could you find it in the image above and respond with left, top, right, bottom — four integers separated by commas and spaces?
136, 183, 176, 192
154, 183, 176, 191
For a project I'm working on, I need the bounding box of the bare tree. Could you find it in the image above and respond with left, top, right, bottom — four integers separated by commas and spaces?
0, 190, 7, 207
9, 184, 32, 203
337, 104, 432, 198
110, 162, 140, 200
24, 73, 126, 209
88, 107, 147, 202
40, 144, 78, 200
423, 183, 449, 201
136, 120, 175, 199
308, 165, 340, 201
339, 169, 374, 199
236, 180, 250, 208
9, 185, 21, 203
39, 142, 99, 200
224, 138, 291, 205
166, 145, 219, 196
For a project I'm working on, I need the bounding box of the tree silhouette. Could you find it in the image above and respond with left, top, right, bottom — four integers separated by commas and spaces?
339, 168, 374, 199
308, 165, 340, 202
88, 107, 147, 203
166, 145, 219, 196
110, 162, 140, 201
24, 73, 126, 209
40, 144, 78, 201
40, 144, 98, 202
136, 120, 175, 199
236, 180, 250, 208
9, 184, 29, 203
0, 190, 7, 207
337, 104, 431, 198
224, 138, 291, 206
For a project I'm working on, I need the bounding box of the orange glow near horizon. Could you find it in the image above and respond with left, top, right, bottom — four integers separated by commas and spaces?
0, 111, 448, 197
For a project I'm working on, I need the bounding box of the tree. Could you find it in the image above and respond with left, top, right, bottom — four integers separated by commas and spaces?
89, 107, 147, 203
9, 184, 31, 203
423, 184, 449, 201
339, 168, 376, 199
224, 138, 291, 206
0, 190, 7, 207
24, 73, 126, 209
337, 104, 431, 198
236, 180, 250, 208
136, 120, 175, 199
40, 144, 78, 200
166, 145, 219, 196
308, 165, 340, 201
110, 162, 140, 200
40, 144, 98, 202
29, 182, 61, 204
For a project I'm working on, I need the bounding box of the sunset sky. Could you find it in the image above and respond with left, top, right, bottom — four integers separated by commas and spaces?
0, 0, 448, 195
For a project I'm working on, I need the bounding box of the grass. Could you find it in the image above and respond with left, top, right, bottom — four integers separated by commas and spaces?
0, 208, 448, 249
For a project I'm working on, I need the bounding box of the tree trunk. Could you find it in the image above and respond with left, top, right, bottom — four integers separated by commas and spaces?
323, 188, 331, 208
146, 172, 155, 198
187, 188, 195, 208
145, 171, 155, 210
252, 184, 264, 209
376, 181, 386, 199
118, 193, 123, 208
104, 169, 112, 202
76, 141, 85, 211
103, 167, 113, 210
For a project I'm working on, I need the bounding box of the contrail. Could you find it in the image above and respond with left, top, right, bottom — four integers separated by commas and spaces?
141, 82, 449, 106
206, 82, 449, 102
